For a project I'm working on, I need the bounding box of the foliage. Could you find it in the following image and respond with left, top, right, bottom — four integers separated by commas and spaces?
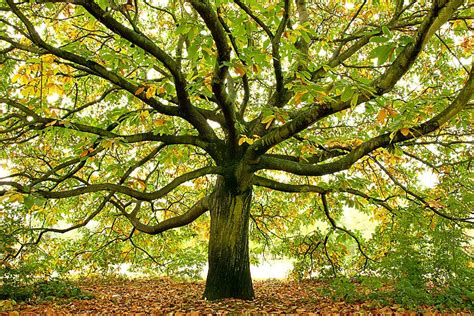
0, 278, 93, 302
0, 0, 473, 300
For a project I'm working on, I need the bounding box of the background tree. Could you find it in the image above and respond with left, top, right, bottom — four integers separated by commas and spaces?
0, 0, 472, 300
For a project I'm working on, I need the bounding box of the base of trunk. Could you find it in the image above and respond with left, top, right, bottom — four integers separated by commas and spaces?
203, 177, 254, 300
204, 265, 254, 300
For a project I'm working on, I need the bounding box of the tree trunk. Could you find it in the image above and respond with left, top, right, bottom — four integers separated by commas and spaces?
204, 176, 254, 300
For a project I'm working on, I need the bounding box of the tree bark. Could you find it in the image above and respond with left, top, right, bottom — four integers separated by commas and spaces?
204, 176, 254, 300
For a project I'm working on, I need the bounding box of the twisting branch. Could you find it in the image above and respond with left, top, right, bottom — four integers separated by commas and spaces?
2, 144, 168, 261
118, 196, 211, 234
190, 0, 238, 148
5, 192, 113, 261
371, 157, 473, 223
321, 193, 371, 269
246, 0, 465, 158
72, 0, 216, 140
330, 0, 367, 60
217, 11, 250, 118
323, 231, 337, 277
252, 175, 326, 194
6, 0, 218, 140
435, 33, 470, 74
294, 0, 309, 58
233, 0, 274, 38
255, 60, 474, 175
270, 0, 290, 107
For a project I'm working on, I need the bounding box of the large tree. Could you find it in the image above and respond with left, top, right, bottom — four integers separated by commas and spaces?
0, 0, 472, 300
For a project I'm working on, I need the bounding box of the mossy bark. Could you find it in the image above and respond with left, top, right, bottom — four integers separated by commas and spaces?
203, 176, 254, 300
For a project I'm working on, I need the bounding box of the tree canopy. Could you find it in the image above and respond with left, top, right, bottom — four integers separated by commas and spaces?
0, 0, 473, 301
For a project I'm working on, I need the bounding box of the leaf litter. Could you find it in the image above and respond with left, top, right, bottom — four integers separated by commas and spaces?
2, 278, 472, 315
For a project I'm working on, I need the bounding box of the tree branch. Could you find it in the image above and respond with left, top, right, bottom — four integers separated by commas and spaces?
119, 196, 210, 234
254, 58, 474, 175
321, 193, 371, 268
246, 0, 465, 158
190, 0, 238, 148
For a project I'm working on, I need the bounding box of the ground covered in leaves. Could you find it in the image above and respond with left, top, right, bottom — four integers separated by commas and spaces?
1, 278, 472, 315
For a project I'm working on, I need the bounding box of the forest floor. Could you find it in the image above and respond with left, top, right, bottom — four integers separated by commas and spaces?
1, 278, 472, 315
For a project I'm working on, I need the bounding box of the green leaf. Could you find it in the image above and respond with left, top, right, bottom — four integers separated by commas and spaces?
399, 35, 415, 46
370, 36, 389, 43
341, 86, 354, 102
97, 0, 109, 10
369, 44, 395, 65
350, 93, 359, 107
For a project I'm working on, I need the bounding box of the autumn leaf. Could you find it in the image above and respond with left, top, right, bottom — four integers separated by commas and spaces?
294, 91, 307, 105
376, 108, 388, 124
145, 86, 156, 99
252, 64, 260, 74
154, 118, 167, 126
45, 120, 58, 127
427, 200, 445, 209
41, 54, 55, 64
135, 86, 145, 95
79, 150, 89, 157
400, 128, 410, 136
80, 148, 94, 157
261, 115, 275, 129
235, 64, 246, 77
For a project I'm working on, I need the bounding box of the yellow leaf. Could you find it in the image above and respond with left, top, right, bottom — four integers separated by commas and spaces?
427, 200, 445, 209
135, 86, 145, 95
238, 137, 246, 146
400, 128, 410, 136
261, 115, 274, 129
102, 139, 115, 150
154, 118, 166, 126
294, 91, 307, 105
48, 84, 64, 95
8, 193, 24, 203
19, 75, 30, 85
145, 86, 156, 99
140, 110, 150, 120
11, 73, 21, 83
42, 54, 55, 64
376, 108, 388, 124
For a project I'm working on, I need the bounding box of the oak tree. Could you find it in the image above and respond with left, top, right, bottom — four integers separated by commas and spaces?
0, 0, 472, 300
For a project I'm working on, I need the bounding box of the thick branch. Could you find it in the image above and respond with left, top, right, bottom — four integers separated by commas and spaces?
252, 175, 325, 193
1, 98, 212, 152
190, 0, 238, 147
74, 0, 216, 140
255, 62, 474, 175
1, 166, 223, 201
121, 196, 210, 234
246, 0, 465, 158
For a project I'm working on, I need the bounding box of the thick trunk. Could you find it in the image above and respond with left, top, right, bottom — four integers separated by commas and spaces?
204, 176, 254, 300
